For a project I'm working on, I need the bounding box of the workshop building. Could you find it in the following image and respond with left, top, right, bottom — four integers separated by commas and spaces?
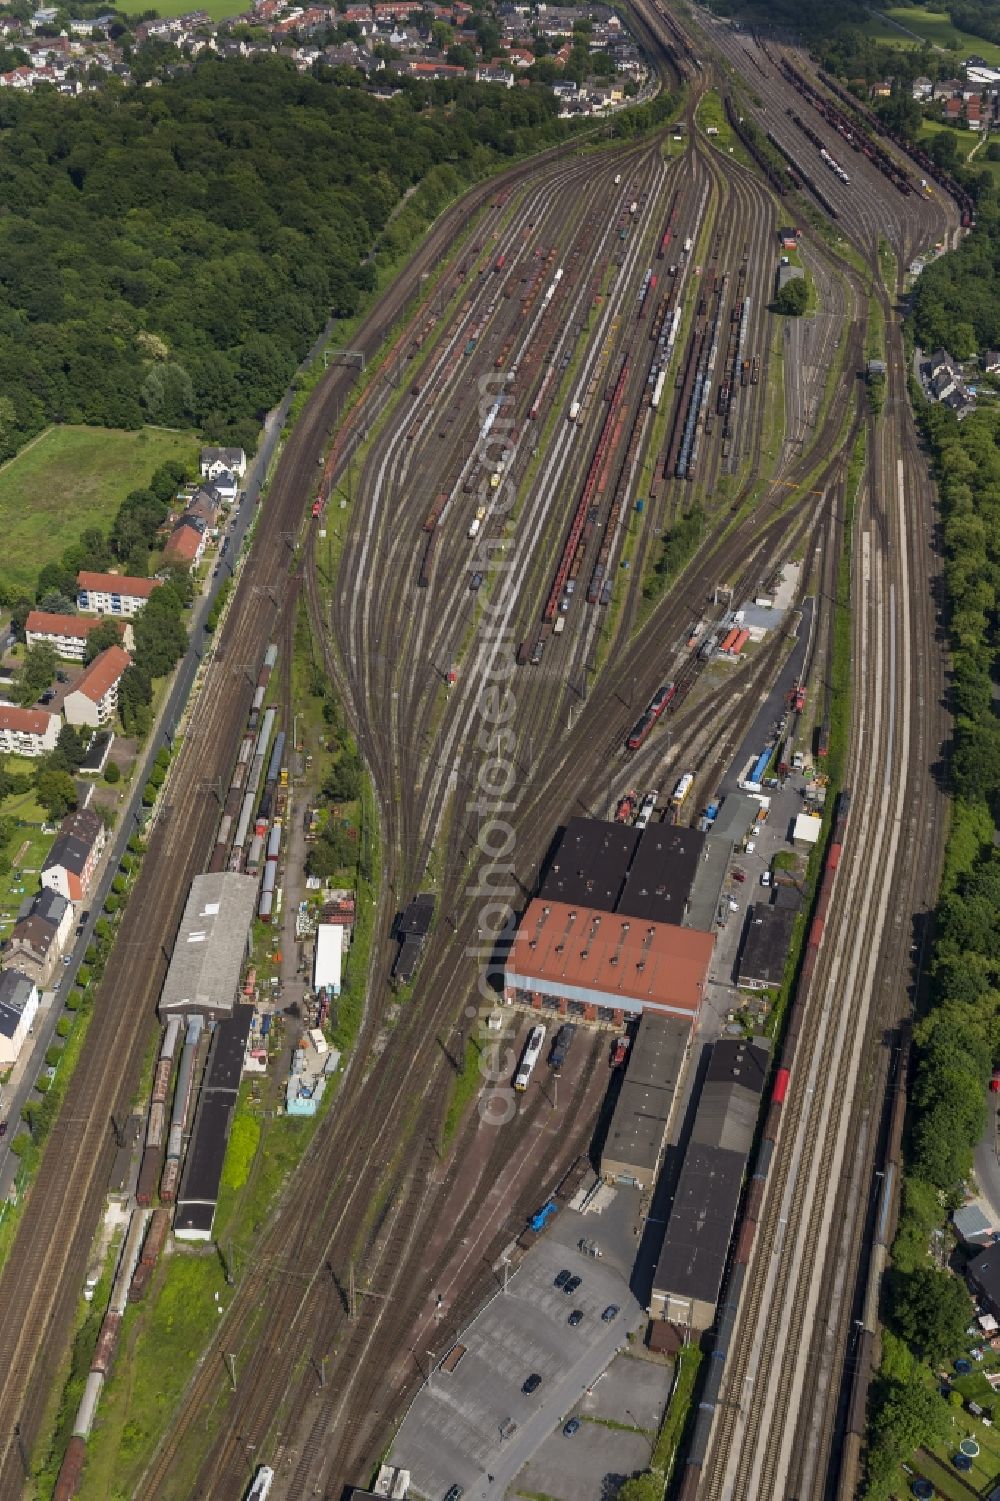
737, 903, 798, 991
650, 1037, 768, 1331
600, 1013, 691, 1189
157, 873, 258, 1021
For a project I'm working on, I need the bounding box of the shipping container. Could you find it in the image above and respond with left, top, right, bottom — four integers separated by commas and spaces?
152, 1058, 172, 1107
167, 1122, 183, 1162
54, 1433, 88, 1500
258, 888, 273, 922
262, 863, 277, 895
247, 833, 265, 874
92, 1311, 122, 1377
263, 644, 278, 670
145, 1102, 166, 1151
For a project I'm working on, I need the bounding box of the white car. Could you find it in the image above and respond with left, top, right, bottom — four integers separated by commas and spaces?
761, 871, 771, 887
746, 840, 756, 854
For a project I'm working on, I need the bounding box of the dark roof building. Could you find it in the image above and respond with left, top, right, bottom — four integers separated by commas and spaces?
737, 903, 797, 990
392, 893, 435, 983
650, 1037, 768, 1330
175, 1005, 253, 1241
968, 1246, 1000, 1317
538, 817, 706, 926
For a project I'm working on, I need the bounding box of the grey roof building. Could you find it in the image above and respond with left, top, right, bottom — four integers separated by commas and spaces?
651, 1037, 769, 1330
601, 1013, 691, 1190
539, 817, 706, 927
157, 873, 258, 1020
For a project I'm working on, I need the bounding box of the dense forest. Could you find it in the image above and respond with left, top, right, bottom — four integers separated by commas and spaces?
0, 56, 582, 460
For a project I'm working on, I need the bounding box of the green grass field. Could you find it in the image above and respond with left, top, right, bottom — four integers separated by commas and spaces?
148, 0, 247, 18
0, 425, 196, 596
863, 6, 1000, 65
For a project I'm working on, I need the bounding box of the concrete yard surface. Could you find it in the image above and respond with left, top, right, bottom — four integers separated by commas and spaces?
390, 1234, 643, 1501
508, 1417, 653, 1501
578, 1349, 673, 1431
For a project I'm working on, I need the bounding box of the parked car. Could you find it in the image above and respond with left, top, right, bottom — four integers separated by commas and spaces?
761, 870, 772, 887
443, 1487, 464, 1501
568, 1310, 584, 1327
554, 1269, 572, 1288
0, 1122, 7, 1138
732, 869, 746, 883
523, 1373, 542, 1394
602, 1304, 620, 1322
991, 1070, 1000, 1094
563, 1419, 581, 1436
564, 1275, 582, 1295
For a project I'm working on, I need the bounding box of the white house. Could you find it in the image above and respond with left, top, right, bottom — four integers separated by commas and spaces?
25, 611, 133, 662
0, 705, 60, 757
0, 969, 39, 1067
62, 645, 131, 729
199, 446, 247, 480
77, 571, 160, 617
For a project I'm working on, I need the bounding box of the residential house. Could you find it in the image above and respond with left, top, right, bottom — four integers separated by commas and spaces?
184, 484, 224, 529
982, 350, 1000, 374
199, 445, 247, 480
475, 65, 514, 86
968, 1246, 1000, 1317
42, 806, 106, 903
934, 76, 964, 99
0, 970, 39, 1068
163, 515, 207, 569
967, 95, 983, 129
62, 644, 131, 729
25, 610, 132, 662
6, 913, 61, 985
76, 570, 160, 617
911, 75, 933, 101
0, 706, 60, 758
871, 80, 891, 99
778, 225, 801, 249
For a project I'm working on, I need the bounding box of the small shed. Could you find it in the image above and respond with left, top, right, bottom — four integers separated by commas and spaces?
793, 813, 822, 846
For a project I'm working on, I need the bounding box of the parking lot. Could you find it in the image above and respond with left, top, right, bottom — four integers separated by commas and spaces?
390, 1231, 643, 1501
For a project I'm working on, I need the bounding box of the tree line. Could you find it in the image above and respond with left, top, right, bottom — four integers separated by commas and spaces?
863, 179, 1000, 1494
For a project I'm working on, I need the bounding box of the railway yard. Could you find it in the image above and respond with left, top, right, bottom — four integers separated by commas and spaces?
0, 4, 965, 1501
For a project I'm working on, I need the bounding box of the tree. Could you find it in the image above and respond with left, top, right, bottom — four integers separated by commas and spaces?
56, 723, 88, 770
305, 820, 357, 879
616, 1476, 665, 1501
774, 276, 809, 316
103, 761, 121, 784
890, 1266, 971, 1362
929, 128, 960, 170
38, 589, 76, 615
13, 642, 57, 708
324, 750, 362, 803
34, 768, 78, 820
84, 619, 126, 664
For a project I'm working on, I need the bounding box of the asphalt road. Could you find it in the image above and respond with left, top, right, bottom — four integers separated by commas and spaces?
0, 347, 309, 1197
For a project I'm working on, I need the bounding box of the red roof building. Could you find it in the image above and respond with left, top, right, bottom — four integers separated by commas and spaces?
504, 897, 714, 1022
25, 611, 132, 661
62, 645, 132, 729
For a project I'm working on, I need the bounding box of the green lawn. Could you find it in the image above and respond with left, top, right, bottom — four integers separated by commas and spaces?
0, 425, 196, 595
866, 6, 1000, 65
147, 0, 247, 17
918, 118, 979, 161
0, 825, 54, 937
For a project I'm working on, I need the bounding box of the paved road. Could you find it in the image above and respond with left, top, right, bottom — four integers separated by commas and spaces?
717, 597, 814, 800
974, 1095, 1000, 1226
0, 320, 331, 1197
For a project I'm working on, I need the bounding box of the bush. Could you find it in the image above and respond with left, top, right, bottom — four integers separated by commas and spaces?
104, 894, 120, 915
112, 874, 126, 895
9, 1132, 30, 1157
44, 1046, 62, 1068
35, 1074, 50, 1094
103, 761, 121, 784
142, 781, 158, 806
65, 989, 83, 1011
55, 1017, 71, 1038
76, 965, 91, 988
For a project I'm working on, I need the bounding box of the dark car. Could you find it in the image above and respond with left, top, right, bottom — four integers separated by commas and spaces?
470, 572, 484, 591
523, 1373, 542, 1394
602, 1304, 620, 1322
55, 670, 67, 684
563, 1419, 581, 1436
564, 1275, 582, 1295
0, 1122, 6, 1137
568, 1310, 584, 1328
443, 1488, 465, 1501
554, 1269, 572, 1289
39, 689, 55, 704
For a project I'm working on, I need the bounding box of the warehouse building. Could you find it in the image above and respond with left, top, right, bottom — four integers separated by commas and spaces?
157, 872, 258, 1021
601, 1013, 691, 1189
313, 922, 343, 995
538, 817, 706, 926
504, 897, 714, 1023
175, 1006, 253, 1241
650, 1036, 768, 1331
737, 902, 798, 990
